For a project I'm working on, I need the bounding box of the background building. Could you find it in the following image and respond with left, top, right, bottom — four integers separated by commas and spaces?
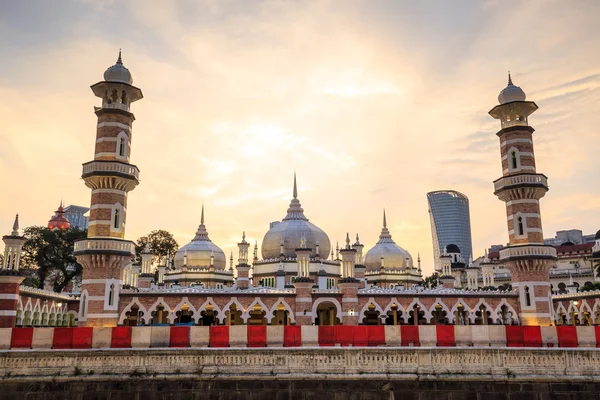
427, 190, 473, 270
63, 205, 90, 230
544, 229, 596, 246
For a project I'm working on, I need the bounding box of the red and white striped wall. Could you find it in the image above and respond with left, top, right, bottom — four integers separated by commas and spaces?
0, 325, 598, 350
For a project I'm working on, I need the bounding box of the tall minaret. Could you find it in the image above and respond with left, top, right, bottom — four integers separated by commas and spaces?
74, 51, 143, 327
0, 214, 27, 327
489, 73, 556, 326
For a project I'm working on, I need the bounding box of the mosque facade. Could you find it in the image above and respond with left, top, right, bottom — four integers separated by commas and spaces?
1, 54, 600, 329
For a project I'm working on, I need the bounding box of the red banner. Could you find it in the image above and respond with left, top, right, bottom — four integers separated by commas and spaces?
170, 326, 190, 348
318, 326, 335, 346
209, 326, 229, 348
334, 326, 353, 346
595, 326, 600, 348
111, 326, 132, 348
353, 326, 368, 347
283, 326, 301, 347
368, 326, 385, 346
522, 326, 542, 347
52, 327, 73, 349
10, 328, 33, 349
556, 326, 578, 348
247, 326, 267, 348
72, 327, 93, 349
505, 326, 524, 347
436, 325, 455, 347
401, 326, 420, 346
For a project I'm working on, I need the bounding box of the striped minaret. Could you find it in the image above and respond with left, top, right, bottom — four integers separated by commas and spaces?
74, 51, 143, 327
489, 73, 556, 326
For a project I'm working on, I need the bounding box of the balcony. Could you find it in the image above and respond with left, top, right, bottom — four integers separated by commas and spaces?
493, 173, 548, 194
74, 238, 136, 257
498, 245, 557, 261
82, 160, 140, 181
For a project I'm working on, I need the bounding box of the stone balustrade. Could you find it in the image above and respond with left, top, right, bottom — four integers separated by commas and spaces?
493, 173, 548, 192
82, 160, 140, 180
74, 239, 136, 256
499, 245, 557, 260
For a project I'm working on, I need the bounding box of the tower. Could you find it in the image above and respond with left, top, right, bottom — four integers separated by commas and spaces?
73, 51, 143, 326
0, 215, 26, 327
236, 232, 251, 289
489, 73, 557, 325
338, 233, 359, 325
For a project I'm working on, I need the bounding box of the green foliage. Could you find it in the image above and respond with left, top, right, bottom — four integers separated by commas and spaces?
20, 226, 87, 292
595, 259, 600, 278
423, 272, 439, 289
498, 283, 512, 291
135, 230, 179, 264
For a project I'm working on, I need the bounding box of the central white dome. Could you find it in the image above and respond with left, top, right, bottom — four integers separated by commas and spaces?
261, 175, 331, 259
364, 211, 413, 272
174, 206, 226, 269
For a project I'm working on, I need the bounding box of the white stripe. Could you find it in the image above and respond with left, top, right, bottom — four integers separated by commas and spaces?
97, 122, 131, 131
86, 313, 119, 318
296, 297, 312, 303
506, 199, 539, 206
82, 279, 111, 284
0, 294, 19, 300
502, 152, 534, 160
342, 298, 358, 303
295, 312, 313, 317
86, 296, 107, 301
501, 138, 533, 147
0, 310, 17, 316
508, 213, 540, 220
87, 221, 111, 226
96, 137, 118, 143
518, 312, 552, 317
91, 189, 127, 196
512, 282, 551, 287
90, 204, 127, 212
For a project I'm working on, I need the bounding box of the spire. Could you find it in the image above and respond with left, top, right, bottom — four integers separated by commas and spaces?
283, 173, 308, 221
229, 251, 234, 270
117, 49, 123, 65
355, 233, 360, 245
507, 71, 512, 85
192, 206, 210, 241
377, 209, 395, 244
11, 214, 19, 236
143, 242, 151, 253
345, 232, 351, 249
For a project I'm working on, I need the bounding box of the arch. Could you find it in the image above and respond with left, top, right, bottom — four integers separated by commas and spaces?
110, 203, 124, 233
146, 297, 174, 325
555, 303, 568, 325
23, 299, 33, 326
268, 298, 295, 324
405, 299, 430, 324
197, 297, 223, 325
507, 146, 521, 172
579, 300, 593, 326
242, 298, 270, 323
428, 298, 451, 324
311, 297, 342, 323
449, 299, 470, 324
80, 289, 89, 320
32, 302, 41, 326
222, 297, 245, 326
494, 299, 519, 325
118, 297, 148, 325
471, 299, 493, 324
15, 299, 23, 326
173, 297, 198, 324
115, 131, 129, 160
358, 298, 386, 324
382, 298, 406, 316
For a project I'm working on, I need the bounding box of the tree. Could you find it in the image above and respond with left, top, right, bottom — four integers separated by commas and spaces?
135, 230, 179, 264
20, 226, 87, 292
423, 272, 439, 289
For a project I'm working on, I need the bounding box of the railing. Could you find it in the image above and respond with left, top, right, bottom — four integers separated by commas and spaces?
101, 102, 129, 112
82, 161, 139, 180
499, 245, 557, 260
74, 239, 136, 255
312, 288, 342, 294
166, 268, 233, 274
549, 268, 593, 277
19, 286, 78, 301
365, 268, 420, 275
493, 173, 548, 192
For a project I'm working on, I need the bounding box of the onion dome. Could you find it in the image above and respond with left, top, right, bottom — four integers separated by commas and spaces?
445, 243, 461, 254
595, 230, 600, 240
48, 201, 71, 231
261, 174, 331, 259
498, 73, 526, 104
174, 205, 226, 269
364, 210, 413, 272
103, 50, 133, 85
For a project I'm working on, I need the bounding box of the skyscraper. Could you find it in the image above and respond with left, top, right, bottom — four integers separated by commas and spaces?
427, 190, 473, 270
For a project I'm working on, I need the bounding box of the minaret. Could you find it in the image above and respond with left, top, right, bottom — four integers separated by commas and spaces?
236, 232, 251, 289
489, 73, 556, 325
338, 233, 359, 325
0, 214, 27, 327
138, 242, 154, 289
353, 234, 366, 288
73, 51, 143, 326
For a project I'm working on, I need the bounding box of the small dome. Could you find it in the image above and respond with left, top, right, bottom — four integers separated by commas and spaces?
445, 244, 461, 254
103, 50, 133, 85
174, 206, 226, 269
498, 73, 526, 104
48, 202, 70, 231
261, 174, 331, 259
364, 210, 413, 272
595, 230, 600, 240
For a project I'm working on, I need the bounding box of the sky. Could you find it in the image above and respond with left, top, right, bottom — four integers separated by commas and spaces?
1, 0, 599, 276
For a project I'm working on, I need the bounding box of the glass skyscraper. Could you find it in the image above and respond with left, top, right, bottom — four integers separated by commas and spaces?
427, 190, 473, 270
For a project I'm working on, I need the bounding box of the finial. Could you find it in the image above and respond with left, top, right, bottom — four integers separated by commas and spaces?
345, 232, 350, 248
117, 49, 123, 64
242, 231, 246, 240
508, 71, 513, 85
201, 204, 205, 225
383, 208, 387, 228
144, 242, 151, 253
356, 233, 360, 244
11, 214, 19, 236
293, 172, 298, 199
60, 199, 64, 208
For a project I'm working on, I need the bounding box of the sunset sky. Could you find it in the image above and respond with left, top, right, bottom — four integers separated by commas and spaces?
1, 0, 599, 275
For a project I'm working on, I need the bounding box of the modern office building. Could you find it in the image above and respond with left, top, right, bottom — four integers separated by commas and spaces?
544, 229, 596, 246
63, 205, 90, 230
427, 190, 473, 270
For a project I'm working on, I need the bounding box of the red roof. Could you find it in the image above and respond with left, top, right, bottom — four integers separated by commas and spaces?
555, 243, 594, 254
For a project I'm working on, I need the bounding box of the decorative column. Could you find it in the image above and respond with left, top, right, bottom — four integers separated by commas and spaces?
0, 215, 26, 327
489, 73, 557, 325
338, 233, 359, 325
74, 51, 142, 327
352, 234, 366, 288
138, 243, 154, 289
236, 232, 251, 289
438, 253, 455, 289
293, 236, 314, 325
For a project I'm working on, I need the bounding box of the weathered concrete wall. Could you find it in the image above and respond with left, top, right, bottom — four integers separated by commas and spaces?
1, 348, 600, 399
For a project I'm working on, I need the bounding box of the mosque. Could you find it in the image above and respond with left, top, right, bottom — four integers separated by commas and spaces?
1, 52, 600, 329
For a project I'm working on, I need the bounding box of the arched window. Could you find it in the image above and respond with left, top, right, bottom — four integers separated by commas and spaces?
517, 216, 524, 236
108, 284, 115, 306
81, 294, 87, 318
511, 151, 518, 169
118, 137, 125, 157
114, 208, 120, 229
525, 286, 531, 307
